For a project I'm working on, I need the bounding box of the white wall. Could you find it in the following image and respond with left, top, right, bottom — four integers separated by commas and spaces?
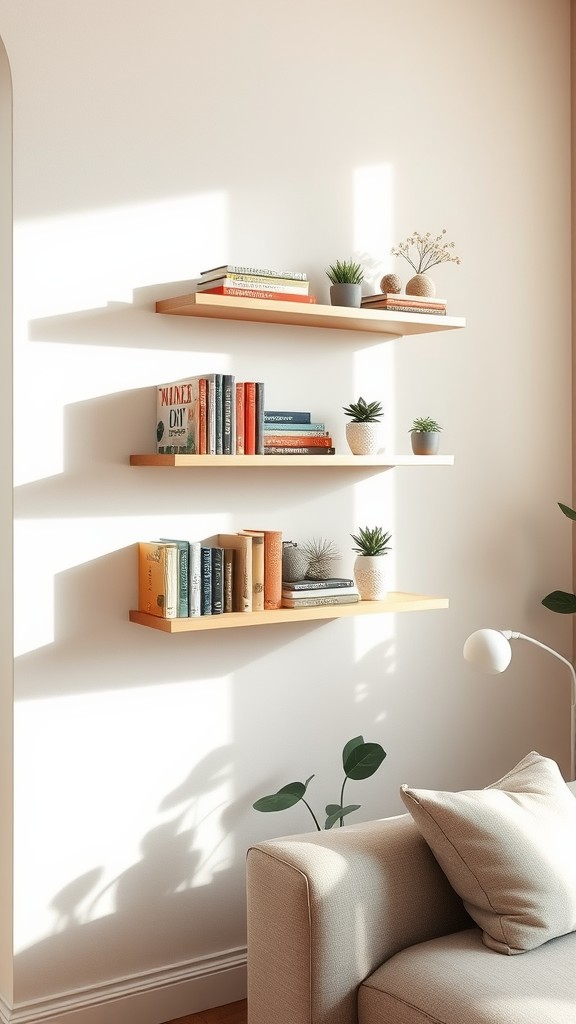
0, 0, 572, 1021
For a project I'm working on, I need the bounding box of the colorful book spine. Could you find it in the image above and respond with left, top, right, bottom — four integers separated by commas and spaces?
244, 382, 256, 455
214, 373, 223, 455
282, 586, 359, 599
263, 434, 333, 447
244, 532, 264, 612
190, 376, 208, 455
264, 446, 336, 455
263, 425, 327, 436
200, 547, 212, 615
199, 264, 308, 281
264, 411, 311, 424
197, 278, 308, 294
137, 542, 178, 619
255, 382, 265, 455
189, 541, 202, 617
282, 577, 356, 591
222, 374, 235, 455
211, 547, 224, 614
207, 377, 216, 455
362, 303, 447, 315
223, 548, 235, 612
235, 381, 245, 454
159, 538, 189, 617
281, 593, 360, 608
200, 287, 317, 303
244, 530, 283, 610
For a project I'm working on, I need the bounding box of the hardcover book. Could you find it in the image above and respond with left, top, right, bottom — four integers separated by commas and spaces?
263, 423, 326, 435
200, 547, 213, 615
222, 374, 235, 455
264, 411, 311, 424
244, 382, 257, 455
281, 593, 361, 608
211, 546, 224, 614
199, 264, 308, 282
138, 541, 178, 619
159, 538, 189, 617
282, 585, 359, 600
255, 382, 265, 455
263, 434, 333, 447
263, 446, 336, 455
189, 541, 202, 617
203, 533, 252, 612
223, 548, 235, 612
156, 378, 197, 454
235, 381, 245, 454
239, 531, 264, 612
199, 287, 317, 303
282, 577, 356, 591
243, 529, 283, 610
196, 277, 309, 293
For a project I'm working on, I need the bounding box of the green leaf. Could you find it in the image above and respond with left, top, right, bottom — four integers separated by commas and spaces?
542, 591, 576, 614
324, 804, 361, 829
253, 776, 314, 813
342, 736, 364, 767
344, 742, 387, 780
559, 502, 576, 522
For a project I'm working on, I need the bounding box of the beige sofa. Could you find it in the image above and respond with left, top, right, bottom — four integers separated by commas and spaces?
246, 768, 576, 1024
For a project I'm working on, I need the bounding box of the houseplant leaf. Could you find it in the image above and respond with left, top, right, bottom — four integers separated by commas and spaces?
344, 741, 386, 780
558, 502, 576, 521
253, 775, 314, 812
542, 590, 576, 614
324, 804, 361, 829
342, 736, 364, 766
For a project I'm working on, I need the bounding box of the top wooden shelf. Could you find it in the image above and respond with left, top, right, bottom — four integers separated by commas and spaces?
155, 293, 466, 336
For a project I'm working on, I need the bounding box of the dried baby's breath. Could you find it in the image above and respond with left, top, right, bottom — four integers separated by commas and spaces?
391, 229, 462, 274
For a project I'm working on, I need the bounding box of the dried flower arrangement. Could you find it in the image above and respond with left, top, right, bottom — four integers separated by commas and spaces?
391, 230, 461, 274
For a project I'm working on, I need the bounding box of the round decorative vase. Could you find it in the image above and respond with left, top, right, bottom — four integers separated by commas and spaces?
405, 274, 436, 297
345, 422, 383, 455
410, 431, 440, 456
354, 555, 388, 600
282, 543, 309, 582
329, 283, 362, 308
379, 273, 403, 294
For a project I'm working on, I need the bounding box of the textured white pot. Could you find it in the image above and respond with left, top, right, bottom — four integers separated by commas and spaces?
354, 555, 388, 600
345, 422, 383, 455
405, 273, 436, 297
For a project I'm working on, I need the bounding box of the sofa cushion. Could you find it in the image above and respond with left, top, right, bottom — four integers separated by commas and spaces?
359, 927, 576, 1024
399, 750, 576, 954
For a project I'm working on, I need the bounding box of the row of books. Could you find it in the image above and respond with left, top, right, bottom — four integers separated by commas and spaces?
361, 292, 447, 315
138, 530, 283, 619
157, 382, 336, 456
194, 263, 318, 304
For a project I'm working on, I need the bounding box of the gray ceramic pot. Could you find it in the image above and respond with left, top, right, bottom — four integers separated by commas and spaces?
329, 283, 362, 308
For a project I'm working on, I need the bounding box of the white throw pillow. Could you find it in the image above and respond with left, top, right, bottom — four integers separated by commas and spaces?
400, 750, 576, 954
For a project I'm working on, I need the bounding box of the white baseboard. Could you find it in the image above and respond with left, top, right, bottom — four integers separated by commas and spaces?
0, 946, 247, 1024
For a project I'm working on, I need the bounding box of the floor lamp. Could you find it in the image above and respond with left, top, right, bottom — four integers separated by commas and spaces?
463, 628, 576, 781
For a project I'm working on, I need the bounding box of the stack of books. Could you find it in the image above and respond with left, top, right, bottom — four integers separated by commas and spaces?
156, 375, 265, 455
281, 577, 360, 608
137, 529, 283, 618
361, 292, 447, 315
263, 410, 335, 456
195, 264, 317, 304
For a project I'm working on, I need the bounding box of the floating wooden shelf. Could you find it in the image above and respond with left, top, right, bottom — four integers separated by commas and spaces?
129, 592, 449, 633
155, 292, 466, 336
129, 453, 454, 468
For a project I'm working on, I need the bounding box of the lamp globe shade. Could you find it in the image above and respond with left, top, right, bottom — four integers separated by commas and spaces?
463, 629, 512, 674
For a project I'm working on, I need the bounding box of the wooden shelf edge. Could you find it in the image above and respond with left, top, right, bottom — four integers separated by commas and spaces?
155, 292, 466, 336
129, 593, 449, 633
129, 453, 455, 468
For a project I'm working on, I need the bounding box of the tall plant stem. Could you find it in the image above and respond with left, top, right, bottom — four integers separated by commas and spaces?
303, 799, 322, 831
339, 777, 347, 827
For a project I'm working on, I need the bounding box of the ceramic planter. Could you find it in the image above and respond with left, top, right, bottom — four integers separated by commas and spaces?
405, 274, 436, 297
410, 431, 440, 456
353, 555, 388, 600
329, 283, 362, 308
345, 422, 383, 455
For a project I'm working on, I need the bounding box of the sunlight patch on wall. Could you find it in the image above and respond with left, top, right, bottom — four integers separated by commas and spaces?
353, 163, 395, 292
13, 680, 233, 952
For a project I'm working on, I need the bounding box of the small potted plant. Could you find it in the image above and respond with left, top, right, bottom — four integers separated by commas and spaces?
350, 525, 392, 600
343, 397, 383, 455
409, 416, 442, 455
326, 259, 364, 308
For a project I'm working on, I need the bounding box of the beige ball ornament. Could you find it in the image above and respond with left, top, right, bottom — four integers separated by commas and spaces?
379, 273, 402, 294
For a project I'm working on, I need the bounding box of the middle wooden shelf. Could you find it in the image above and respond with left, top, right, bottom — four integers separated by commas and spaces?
130, 453, 455, 468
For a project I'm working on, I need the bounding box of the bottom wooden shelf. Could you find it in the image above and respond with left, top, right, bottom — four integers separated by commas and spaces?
129, 592, 449, 633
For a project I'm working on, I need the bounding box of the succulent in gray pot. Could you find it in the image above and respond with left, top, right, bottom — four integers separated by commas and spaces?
351, 525, 392, 600
326, 259, 364, 307
343, 397, 384, 455
409, 416, 442, 455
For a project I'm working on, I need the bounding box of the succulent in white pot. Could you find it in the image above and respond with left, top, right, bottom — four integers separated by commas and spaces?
351, 526, 392, 600
343, 397, 384, 455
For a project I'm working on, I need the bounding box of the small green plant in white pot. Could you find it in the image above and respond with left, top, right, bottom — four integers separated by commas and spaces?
409, 416, 442, 455
351, 525, 392, 600
343, 397, 383, 455
326, 259, 364, 308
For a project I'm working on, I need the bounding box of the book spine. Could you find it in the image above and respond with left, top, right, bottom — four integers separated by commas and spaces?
200, 287, 317, 303
214, 373, 223, 455
156, 381, 196, 454
283, 578, 356, 591
362, 304, 447, 315
263, 426, 327, 436
159, 539, 189, 617
223, 548, 235, 612
249, 535, 265, 612
244, 382, 256, 455
264, 411, 311, 424
222, 374, 235, 455
200, 265, 308, 281
198, 278, 308, 294
282, 587, 359, 599
189, 541, 202, 616
255, 382, 265, 455
211, 547, 224, 614
197, 378, 207, 454
263, 447, 336, 455
235, 381, 245, 454
263, 532, 283, 610
263, 435, 333, 447
138, 542, 178, 619
281, 594, 360, 608
200, 547, 212, 615
207, 379, 216, 454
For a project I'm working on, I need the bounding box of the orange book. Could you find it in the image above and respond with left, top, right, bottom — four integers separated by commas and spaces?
200, 286, 317, 303
263, 434, 334, 447
244, 382, 256, 455
235, 381, 245, 454
243, 530, 283, 610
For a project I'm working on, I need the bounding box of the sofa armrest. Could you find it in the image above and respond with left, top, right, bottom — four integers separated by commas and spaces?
247, 813, 471, 1024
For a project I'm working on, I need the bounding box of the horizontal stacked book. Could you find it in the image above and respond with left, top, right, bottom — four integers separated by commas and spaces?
156, 375, 265, 455
361, 292, 447, 315
263, 410, 335, 456
281, 577, 360, 608
195, 264, 317, 304
137, 530, 283, 618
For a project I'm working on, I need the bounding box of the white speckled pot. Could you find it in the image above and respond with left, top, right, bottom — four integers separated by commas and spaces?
354, 555, 388, 600
345, 422, 383, 455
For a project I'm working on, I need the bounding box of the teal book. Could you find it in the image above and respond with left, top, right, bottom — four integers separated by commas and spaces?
200, 547, 213, 615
